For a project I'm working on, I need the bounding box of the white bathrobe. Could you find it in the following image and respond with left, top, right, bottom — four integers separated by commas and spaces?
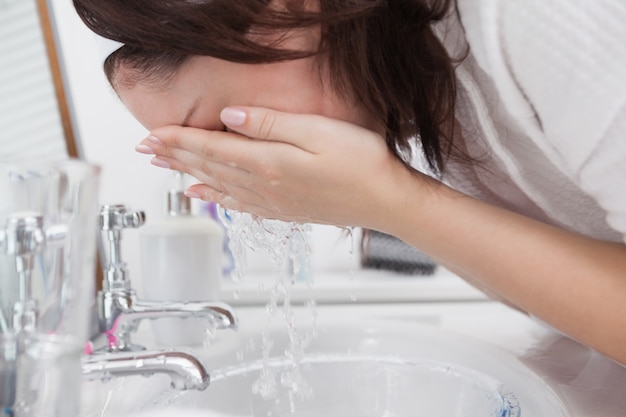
434, 0, 626, 244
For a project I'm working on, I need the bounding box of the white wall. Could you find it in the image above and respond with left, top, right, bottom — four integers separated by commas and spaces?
49, 0, 358, 295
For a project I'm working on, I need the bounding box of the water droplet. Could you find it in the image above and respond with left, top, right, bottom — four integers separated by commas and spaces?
203, 326, 217, 348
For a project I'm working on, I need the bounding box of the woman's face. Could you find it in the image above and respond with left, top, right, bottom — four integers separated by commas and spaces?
116, 2, 380, 134
116, 53, 381, 134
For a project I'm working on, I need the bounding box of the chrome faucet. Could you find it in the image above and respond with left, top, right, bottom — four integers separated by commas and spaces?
0, 212, 66, 411
94, 204, 237, 352
82, 349, 210, 390
84, 204, 238, 390
0, 212, 67, 334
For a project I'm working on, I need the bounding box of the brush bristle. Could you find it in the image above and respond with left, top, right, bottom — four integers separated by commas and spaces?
361, 230, 437, 276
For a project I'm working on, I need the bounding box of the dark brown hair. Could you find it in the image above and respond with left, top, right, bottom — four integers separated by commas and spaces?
73, 0, 463, 173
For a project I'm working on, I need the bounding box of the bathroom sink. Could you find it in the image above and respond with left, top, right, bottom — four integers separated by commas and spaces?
135, 354, 520, 417
81, 303, 572, 417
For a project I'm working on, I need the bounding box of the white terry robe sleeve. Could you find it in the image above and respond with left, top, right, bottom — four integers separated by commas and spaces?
458, 0, 626, 243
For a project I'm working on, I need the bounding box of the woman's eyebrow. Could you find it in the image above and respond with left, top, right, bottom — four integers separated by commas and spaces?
181, 97, 201, 127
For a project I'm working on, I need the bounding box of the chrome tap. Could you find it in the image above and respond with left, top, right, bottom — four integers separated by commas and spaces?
0, 212, 67, 334
94, 204, 237, 352
82, 349, 210, 390
95, 296, 238, 352
0, 212, 66, 411
84, 204, 237, 391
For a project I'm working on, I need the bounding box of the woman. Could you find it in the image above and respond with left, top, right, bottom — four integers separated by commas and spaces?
73, 0, 626, 365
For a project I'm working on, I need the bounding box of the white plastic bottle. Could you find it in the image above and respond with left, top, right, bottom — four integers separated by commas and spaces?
140, 173, 224, 346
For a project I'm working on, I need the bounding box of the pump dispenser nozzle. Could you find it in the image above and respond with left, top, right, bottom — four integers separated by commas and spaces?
167, 172, 191, 216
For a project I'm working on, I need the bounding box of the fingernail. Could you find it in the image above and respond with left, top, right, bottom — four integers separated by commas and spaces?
135, 144, 154, 154
185, 189, 201, 199
151, 157, 170, 169
146, 135, 162, 145
220, 107, 247, 127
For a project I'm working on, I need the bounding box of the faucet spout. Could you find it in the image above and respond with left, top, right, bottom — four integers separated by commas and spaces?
95, 289, 238, 352
128, 299, 238, 331
82, 350, 210, 391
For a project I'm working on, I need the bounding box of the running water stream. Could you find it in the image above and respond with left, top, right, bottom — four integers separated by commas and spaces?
218, 208, 318, 402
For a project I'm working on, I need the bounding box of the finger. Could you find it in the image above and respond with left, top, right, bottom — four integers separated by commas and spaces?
149, 152, 259, 192
142, 125, 302, 175
219, 106, 355, 152
142, 126, 255, 164
141, 124, 315, 185
185, 183, 287, 220
152, 150, 315, 219
155, 149, 273, 208
186, 181, 268, 208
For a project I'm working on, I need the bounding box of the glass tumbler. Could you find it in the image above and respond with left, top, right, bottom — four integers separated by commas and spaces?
0, 159, 100, 417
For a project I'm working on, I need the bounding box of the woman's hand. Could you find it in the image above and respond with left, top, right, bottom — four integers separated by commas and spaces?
136, 106, 418, 230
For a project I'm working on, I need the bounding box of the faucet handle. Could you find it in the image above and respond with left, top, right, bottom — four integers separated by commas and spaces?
0, 211, 67, 256
99, 204, 145, 231
99, 204, 145, 292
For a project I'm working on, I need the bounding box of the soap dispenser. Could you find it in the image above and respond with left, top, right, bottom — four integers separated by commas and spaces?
140, 171, 224, 346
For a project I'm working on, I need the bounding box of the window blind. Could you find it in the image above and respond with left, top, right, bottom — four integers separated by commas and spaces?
0, 0, 68, 162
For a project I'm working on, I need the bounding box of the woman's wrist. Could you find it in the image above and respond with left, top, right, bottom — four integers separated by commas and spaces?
367, 165, 445, 239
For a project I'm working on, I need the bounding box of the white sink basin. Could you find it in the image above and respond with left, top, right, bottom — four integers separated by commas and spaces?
81, 303, 573, 417
136, 354, 520, 417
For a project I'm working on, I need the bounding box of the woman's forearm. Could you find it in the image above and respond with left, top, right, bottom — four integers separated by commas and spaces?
385, 173, 626, 364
